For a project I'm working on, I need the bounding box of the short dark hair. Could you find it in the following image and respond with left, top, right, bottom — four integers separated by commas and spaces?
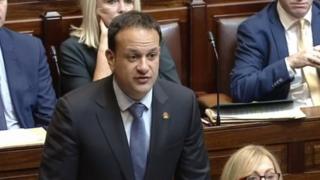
108, 10, 162, 52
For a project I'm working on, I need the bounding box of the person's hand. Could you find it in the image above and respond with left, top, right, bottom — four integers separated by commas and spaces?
98, 19, 109, 52
286, 45, 320, 68
93, 19, 112, 81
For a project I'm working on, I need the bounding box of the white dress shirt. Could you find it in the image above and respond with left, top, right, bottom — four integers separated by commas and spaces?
277, 2, 313, 106
113, 77, 152, 146
0, 46, 20, 129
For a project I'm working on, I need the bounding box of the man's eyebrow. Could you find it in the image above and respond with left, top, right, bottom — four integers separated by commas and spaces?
126, 47, 159, 53
149, 47, 159, 52
125, 49, 140, 53
145, 47, 160, 54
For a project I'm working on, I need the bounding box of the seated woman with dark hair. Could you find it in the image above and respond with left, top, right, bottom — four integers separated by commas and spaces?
221, 145, 283, 180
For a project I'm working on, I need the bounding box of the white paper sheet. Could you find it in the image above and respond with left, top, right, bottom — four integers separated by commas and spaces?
0, 127, 46, 149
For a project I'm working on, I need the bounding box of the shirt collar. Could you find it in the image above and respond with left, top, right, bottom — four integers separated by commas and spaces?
277, 1, 312, 30
113, 77, 153, 112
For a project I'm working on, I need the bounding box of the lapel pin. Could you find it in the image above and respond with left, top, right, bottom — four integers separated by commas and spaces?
162, 112, 170, 120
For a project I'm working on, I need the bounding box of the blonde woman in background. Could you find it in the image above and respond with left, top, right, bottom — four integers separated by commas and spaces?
60, 0, 180, 95
221, 145, 283, 180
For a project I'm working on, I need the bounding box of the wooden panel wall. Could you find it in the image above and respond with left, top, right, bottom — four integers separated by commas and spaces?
6, 0, 81, 37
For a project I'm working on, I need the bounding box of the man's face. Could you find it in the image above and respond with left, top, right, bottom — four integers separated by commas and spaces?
279, 0, 313, 18
0, 0, 7, 27
107, 27, 160, 100
96, 0, 134, 27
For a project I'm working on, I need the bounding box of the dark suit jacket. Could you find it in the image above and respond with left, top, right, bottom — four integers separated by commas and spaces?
0, 27, 56, 128
39, 76, 210, 180
230, 1, 320, 102
59, 36, 181, 95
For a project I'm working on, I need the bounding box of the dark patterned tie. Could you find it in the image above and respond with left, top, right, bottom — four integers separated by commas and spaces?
0, 91, 7, 130
129, 103, 147, 180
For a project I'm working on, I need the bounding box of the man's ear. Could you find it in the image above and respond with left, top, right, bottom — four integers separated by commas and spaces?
106, 49, 115, 72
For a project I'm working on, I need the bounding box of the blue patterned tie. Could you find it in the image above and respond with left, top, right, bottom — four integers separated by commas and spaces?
129, 103, 147, 180
0, 91, 7, 130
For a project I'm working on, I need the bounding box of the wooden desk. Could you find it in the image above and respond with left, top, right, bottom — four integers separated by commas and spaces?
0, 145, 42, 180
205, 106, 320, 179
1, 107, 320, 179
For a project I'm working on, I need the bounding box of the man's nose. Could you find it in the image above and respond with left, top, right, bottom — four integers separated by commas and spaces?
137, 58, 149, 73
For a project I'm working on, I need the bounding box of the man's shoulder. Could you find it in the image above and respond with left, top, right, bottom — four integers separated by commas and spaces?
241, 2, 275, 27
61, 77, 110, 105
157, 79, 194, 97
1, 27, 40, 44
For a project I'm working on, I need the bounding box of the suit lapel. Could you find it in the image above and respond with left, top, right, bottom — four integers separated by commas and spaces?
268, 3, 289, 60
95, 77, 134, 180
145, 81, 169, 179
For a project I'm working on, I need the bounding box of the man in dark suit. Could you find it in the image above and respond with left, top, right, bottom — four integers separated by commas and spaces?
230, 0, 320, 105
0, 0, 56, 130
39, 11, 210, 180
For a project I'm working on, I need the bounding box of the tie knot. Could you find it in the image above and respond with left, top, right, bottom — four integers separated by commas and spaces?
298, 19, 309, 51
299, 19, 306, 30
129, 103, 146, 119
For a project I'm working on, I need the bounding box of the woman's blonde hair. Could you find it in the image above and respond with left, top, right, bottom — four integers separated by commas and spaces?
220, 145, 282, 180
70, 0, 141, 49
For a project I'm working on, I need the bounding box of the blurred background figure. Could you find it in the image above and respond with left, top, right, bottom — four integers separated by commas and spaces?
230, 0, 320, 107
60, 0, 180, 95
0, 0, 56, 130
221, 145, 283, 180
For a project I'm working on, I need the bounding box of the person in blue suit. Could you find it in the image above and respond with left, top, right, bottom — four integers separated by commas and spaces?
230, 0, 320, 105
0, 0, 56, 130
